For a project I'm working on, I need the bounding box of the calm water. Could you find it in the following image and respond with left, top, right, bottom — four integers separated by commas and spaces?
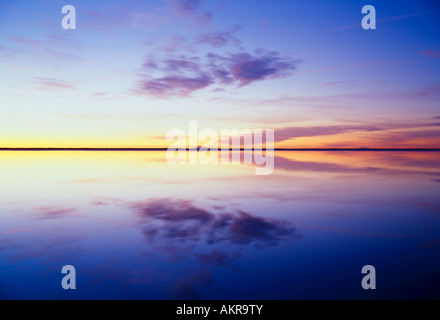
0, 151, 439, 299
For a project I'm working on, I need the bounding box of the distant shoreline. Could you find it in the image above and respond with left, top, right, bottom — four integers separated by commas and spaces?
1, 148, 439, 152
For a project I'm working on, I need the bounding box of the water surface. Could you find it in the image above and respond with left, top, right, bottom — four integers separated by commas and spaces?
1, 151, 439, 299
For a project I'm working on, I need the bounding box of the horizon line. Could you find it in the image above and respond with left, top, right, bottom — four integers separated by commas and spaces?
1, 147, 440, 152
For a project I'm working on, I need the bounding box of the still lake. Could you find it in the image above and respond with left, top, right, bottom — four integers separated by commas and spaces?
1, 151, 439, 299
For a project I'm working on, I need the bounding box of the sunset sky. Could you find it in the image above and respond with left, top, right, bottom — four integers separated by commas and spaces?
1, 0, 440, 148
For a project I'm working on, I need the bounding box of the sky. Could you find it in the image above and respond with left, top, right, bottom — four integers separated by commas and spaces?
0, 0, 440, 148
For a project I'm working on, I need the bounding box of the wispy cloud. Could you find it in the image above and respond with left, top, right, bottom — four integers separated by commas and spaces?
414, 85, 440, 96
82, 9, 124, 35
321, 80, 357, 87
297, 60, 422, 75
4, 33, 86, 70
196, 27, 242, 48
274, 121, 440, 143
167, 0, 213, 26
35, 77, 76, 90
226, 82, 440, 111
156, 35, 193, 53
9, 34, 41, 46
275, 124, 377, 141
364, 130, 440, 145
35, 206, 77, 220
129, 12, 171, 28
420, 50, 440, 60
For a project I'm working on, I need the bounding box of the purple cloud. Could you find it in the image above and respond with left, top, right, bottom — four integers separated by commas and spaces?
196, 29, 241, 48
163, 58, 201, 73
210, 51, 298, 87
139, 55, 213, 97
139, 74, 213, 98
167, 0, 213, 26
137, 50, 299, 98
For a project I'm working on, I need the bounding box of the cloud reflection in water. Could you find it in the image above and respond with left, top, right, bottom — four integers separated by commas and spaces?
130, 198, 299, 298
